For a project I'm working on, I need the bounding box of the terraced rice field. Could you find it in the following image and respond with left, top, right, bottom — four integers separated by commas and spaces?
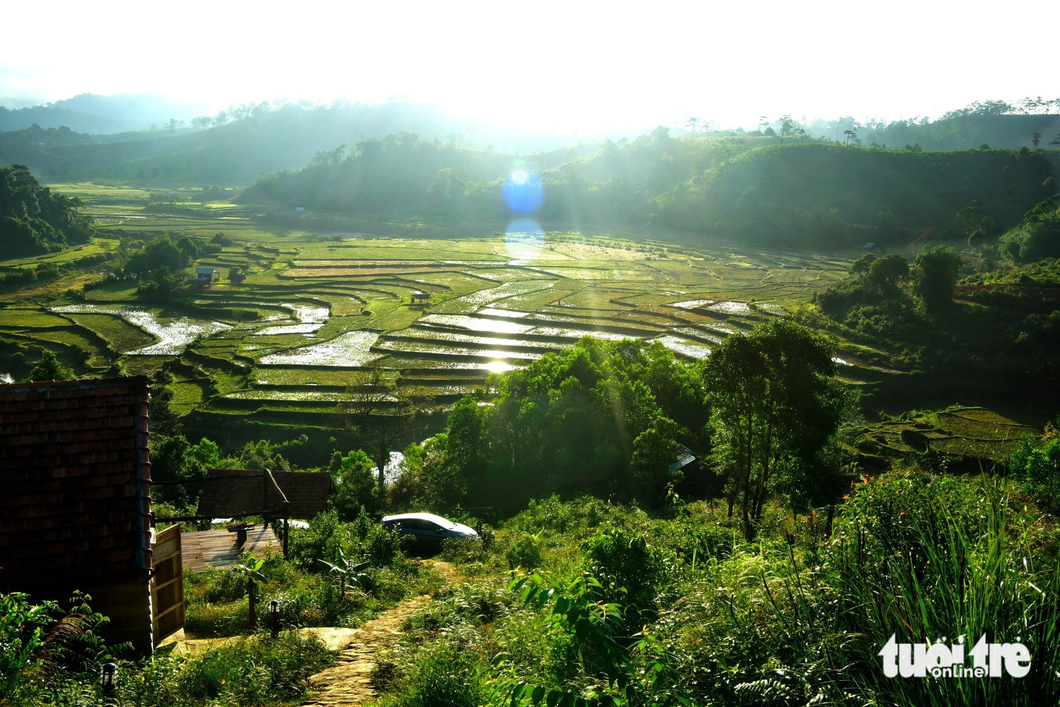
0, 187, 902, 434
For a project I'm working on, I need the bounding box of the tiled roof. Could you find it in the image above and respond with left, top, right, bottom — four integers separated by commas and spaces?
0, 377, 152, 582
196, 469, 330, 520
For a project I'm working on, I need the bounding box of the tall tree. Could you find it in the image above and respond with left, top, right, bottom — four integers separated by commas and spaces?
338, 367, 416, 498
912, 246, 963, 313
703, 319, 845, 539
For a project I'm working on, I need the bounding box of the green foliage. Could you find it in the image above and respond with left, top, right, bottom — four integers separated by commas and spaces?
912, 245, 963, 312
176, 631, 333, 705
24, 348, 74, 381
399, 339, 708, 513
332, 449, 380, 520
0, 164, 92, 257
0, 593, 56, 700
704, 318, 846, 538
381, 643, 487, 707
288, 508, 402, 574
505, 532, 543, 571
631, 416, 681, 504
1010, 432, 1060, 508
123, 234, 192, 277
186, 437, 220, 468
137, 264, 185, 298
582, 527, 665, 616
999, 194, 1060, 263
652, 144, 1059, 244
318, 547, 373, 597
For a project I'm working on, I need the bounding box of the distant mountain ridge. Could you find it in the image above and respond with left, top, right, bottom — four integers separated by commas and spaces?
0, 93, 208, 134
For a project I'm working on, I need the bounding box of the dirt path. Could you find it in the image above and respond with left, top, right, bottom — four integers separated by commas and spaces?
302, 560, 455, 706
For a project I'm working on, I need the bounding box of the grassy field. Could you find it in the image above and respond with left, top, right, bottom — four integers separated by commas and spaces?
0, 182, 1043, 461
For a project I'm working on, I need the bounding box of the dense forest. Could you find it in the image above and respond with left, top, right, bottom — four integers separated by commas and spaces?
0, 164, 93, 257
242, 133, 1060, 246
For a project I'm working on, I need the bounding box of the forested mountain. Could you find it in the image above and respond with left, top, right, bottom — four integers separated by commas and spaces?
238, 127, 753, 221
0, 102, 606, 185
860, 113, 1060, 152
652, 144, 1060, 242
243, 130, 1060, 246
0, 164, 93, 257
0, 93, 207, 134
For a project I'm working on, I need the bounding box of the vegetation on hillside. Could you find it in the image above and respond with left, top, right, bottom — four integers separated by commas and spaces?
0, 164, 93, 257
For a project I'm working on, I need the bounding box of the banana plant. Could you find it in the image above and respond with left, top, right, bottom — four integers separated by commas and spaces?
318, 547, 372, 598
234, 557, 267, 632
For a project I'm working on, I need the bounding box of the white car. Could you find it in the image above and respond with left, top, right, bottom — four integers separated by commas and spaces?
381, 512, 478, 546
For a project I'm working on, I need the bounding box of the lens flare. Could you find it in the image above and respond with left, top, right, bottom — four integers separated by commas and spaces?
503, 167, 543, 214
504, 218, 544, 261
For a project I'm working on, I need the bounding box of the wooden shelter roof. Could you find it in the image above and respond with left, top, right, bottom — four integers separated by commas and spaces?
196, 469, 330, 520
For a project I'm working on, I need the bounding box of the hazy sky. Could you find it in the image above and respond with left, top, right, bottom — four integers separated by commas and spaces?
2, 0, 1057, 132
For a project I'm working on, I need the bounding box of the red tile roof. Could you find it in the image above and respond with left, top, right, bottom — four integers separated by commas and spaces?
0, 376, 152, 583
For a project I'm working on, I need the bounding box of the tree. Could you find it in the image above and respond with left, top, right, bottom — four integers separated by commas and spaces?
849, 252, 876, 277
1032, 131, 1042, 149
863, 253, 910, 302
631, 416, 681, 505
123, 235, 192, 277
703, 319, 845, 539
913, 246, 962, 313
331, 450, 379, 520
779, 115, 794, 143
338, 367, 416, 498
25, 350, 74, 382
686, 117, 698, 136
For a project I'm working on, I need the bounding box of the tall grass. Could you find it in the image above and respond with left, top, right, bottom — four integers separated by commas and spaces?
828, 472, 1060, 705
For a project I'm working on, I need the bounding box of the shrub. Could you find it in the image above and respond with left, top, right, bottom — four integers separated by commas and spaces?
0, 593, 56, 700
178, 632, 333, 704
582, 527, 666, 616
384, 644, 486, 707
505, 532, 542, 571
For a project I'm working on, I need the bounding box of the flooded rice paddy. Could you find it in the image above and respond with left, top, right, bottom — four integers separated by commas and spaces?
53, 304, 231, 355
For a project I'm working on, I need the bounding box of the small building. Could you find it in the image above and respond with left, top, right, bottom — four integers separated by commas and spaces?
669, 444, 697, 474
411, 291, 431, 302
0, 377, 182, 655
173, 466, 330, 559
865, 242, 876, 250
196, 267, 216, 281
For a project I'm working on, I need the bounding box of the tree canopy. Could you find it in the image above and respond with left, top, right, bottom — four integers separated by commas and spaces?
0, 164, 93, 257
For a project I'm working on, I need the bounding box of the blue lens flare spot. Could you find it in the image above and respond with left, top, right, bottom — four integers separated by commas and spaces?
503, 168, 544, 215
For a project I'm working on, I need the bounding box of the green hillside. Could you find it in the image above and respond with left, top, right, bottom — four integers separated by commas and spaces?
653, 144, 1060, 242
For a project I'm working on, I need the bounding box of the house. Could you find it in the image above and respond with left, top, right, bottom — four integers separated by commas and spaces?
0, 376, 183, 655
196, 267, 216, 281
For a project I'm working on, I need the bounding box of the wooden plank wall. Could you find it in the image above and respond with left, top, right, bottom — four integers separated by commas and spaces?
151, 525, 185, 646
